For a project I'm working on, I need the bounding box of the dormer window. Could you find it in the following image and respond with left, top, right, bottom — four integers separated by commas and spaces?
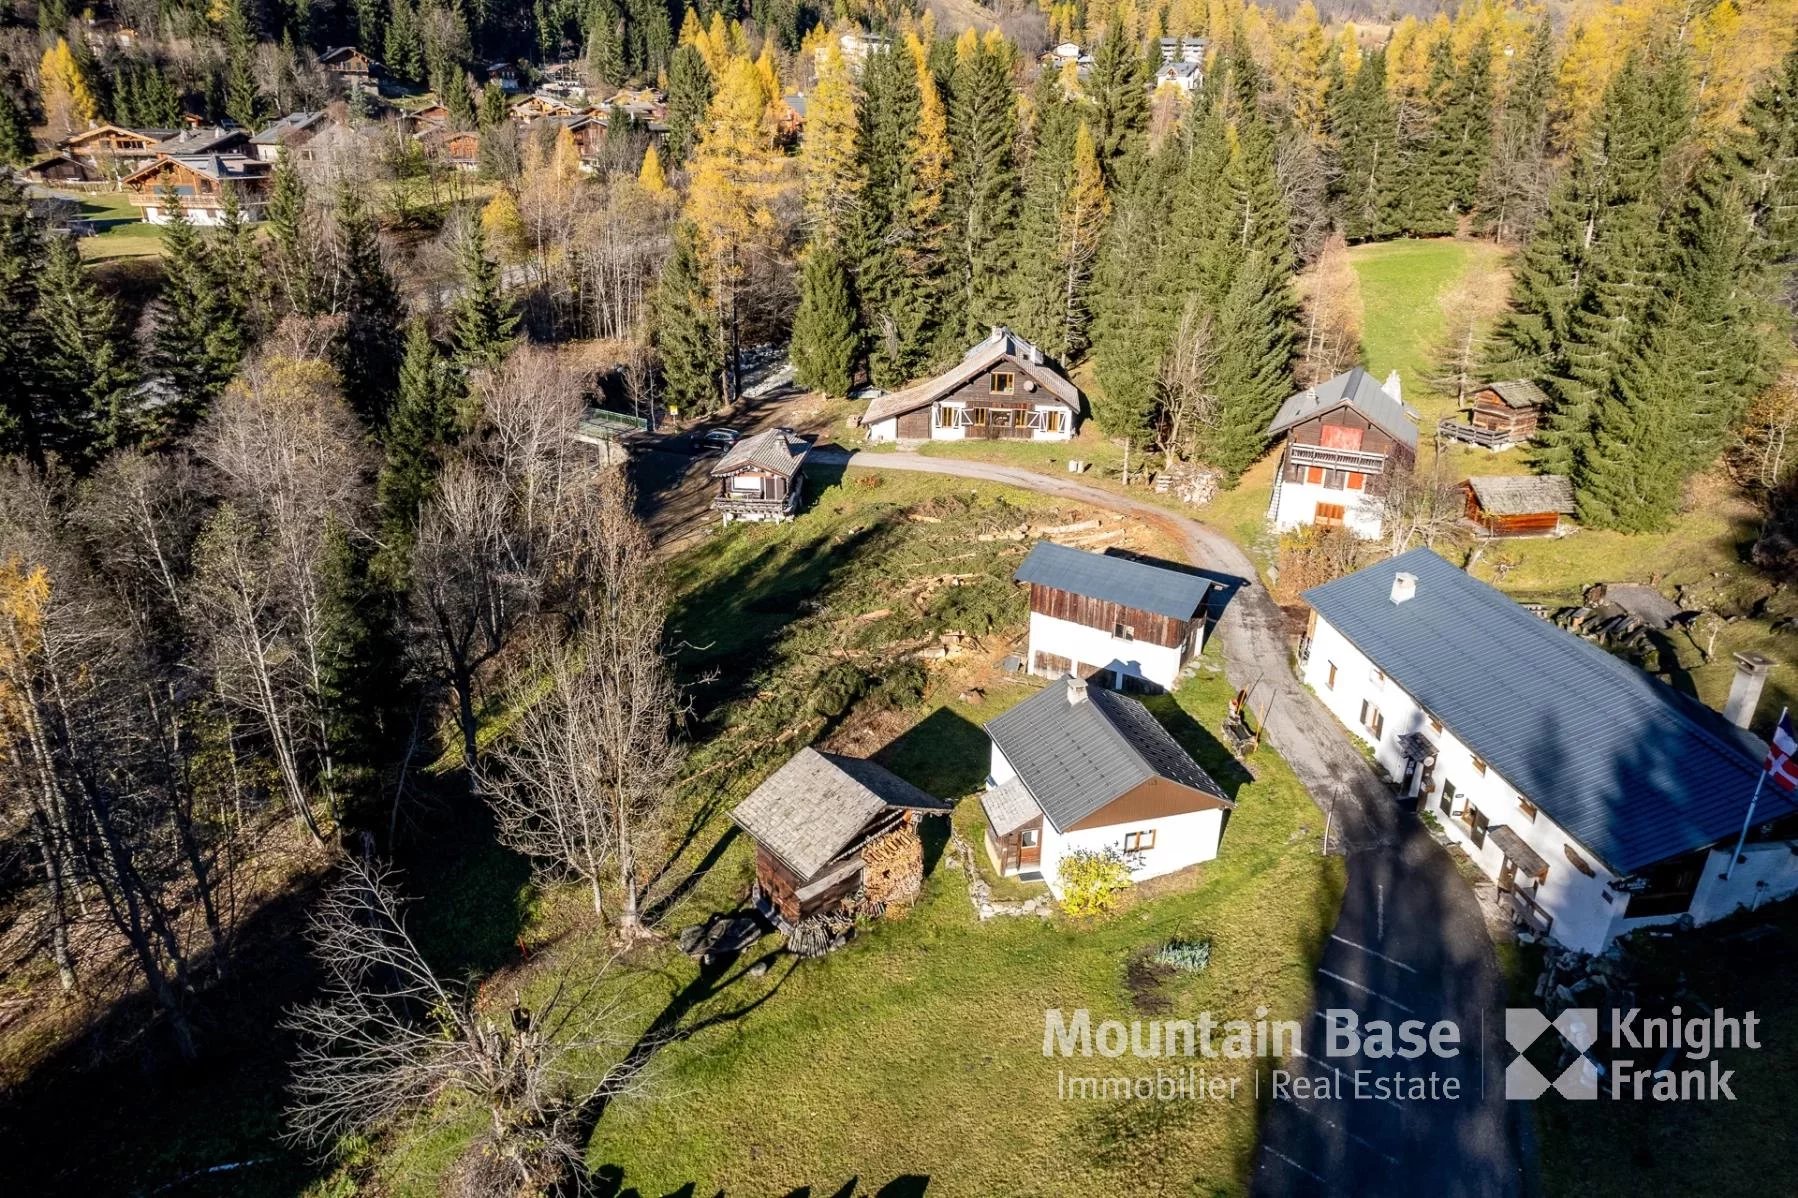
990, 371, 1015, 395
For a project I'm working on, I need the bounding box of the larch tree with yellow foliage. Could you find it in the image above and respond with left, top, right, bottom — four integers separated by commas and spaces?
38, 38, 98, 136
799, 43, 863, 250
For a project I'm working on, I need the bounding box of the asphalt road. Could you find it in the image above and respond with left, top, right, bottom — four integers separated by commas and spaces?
800, 448, 1525, 1198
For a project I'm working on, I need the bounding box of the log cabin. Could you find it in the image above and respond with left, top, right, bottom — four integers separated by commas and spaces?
1013, 540, 1214, 693
1300, 549, 1798, 954
731, 747, 950, 930
1462, 474, 1575, 537
982, 676, 1232, 891
320, 46, 382, 91
1438, 379, 1547, 450
1265, 366, 1419, 540
121, 153, 274, 224
861, 326, 1081, 444
709, 428, 811, 523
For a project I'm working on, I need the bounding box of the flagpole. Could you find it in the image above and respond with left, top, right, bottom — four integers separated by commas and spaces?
1726, 705, 1788, 882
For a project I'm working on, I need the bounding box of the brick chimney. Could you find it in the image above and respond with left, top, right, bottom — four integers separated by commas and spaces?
1723, 652, 1773, 729
1066, 675, 1089, 705
1390, 571, 1417, 605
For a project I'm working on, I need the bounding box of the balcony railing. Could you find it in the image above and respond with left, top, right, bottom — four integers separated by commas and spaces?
713, 494, 796, 513
1437, 419, 1520, 449
1287, 442, 1388, 473
1506, 887, 1554, 936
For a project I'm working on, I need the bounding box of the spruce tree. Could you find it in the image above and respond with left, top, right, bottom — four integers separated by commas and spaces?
664, 44, 712, 169
654, 222, 719, 415
266, 155, 323, 317
1576, 304, 1696, 532
1327, 47, 1399, 241
0, 88, 30, 167
1086, 23, 1148, 184
1737, 44, 1798, 267
377, 319, 457, 569
945, 30, 1019, 343
1011, 71, 1081, 353
0, 176, 43, 461
385, 0, 424, 81
447, 211, 518, 374
152, 189, 247, 431
222, 0, 263, 130
334, 187, 405, 425
35, 235, 138, 462
852, 45, 926, 388
1408, 35, 1493, 234
1091, 150, 1175, 443
790, 247, 858, 396
1476, 18, 1555, 242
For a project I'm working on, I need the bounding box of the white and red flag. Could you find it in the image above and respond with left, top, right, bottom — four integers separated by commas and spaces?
1767, 709, 1798, 793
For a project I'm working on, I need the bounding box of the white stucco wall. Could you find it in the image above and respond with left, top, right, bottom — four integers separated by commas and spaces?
1270, 476, 1384, 539
1026, 612, 1189, 691
1689, 842, 1798, 924
861, 401, 1075, 444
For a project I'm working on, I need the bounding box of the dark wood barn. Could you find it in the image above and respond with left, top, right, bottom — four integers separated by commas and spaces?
709, 428, 810, 523
730, 748, 950, 930
1463, 474, 1576, 537
1439, 379, 1548, 450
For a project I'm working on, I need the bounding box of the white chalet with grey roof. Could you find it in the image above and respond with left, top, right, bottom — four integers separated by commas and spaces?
982, 676, 1232, 892
1014, 540, 1214, 692
1302, 549, 1798, 954
862, 327, 1081, 444
1266, 366, 1419, 539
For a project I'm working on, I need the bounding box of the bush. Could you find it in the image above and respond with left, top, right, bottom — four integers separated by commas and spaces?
1153, 938, 1213, 973
1058, 847, 1133, 917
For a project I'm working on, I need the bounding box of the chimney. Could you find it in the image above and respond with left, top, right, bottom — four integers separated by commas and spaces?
1723, 652, 1773, 729
1390, 572, 1417, 605
1066, 675, 1089, 705
1384, 369, 1403, 403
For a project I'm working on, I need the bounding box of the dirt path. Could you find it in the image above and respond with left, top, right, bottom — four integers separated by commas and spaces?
812, 447, 1524, 1198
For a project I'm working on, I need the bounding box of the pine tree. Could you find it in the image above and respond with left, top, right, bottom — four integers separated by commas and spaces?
946, 30, 1019, 344
1092, 150, 1175, 443
664, 44, 712, 169
653, 221, 719, 413
0, 88, 30, 167
1576, 304, 1696, 531
1086, 20, 1148, 183
1736, 44, 1798, 267
334, 187, 405, 425
1476, 18, 1555, 242
0, 176, 44, 461
266, 155, 323, 316
34, 235, 138, 462
478, 81, 509, 128
385, 0, 425, 81
1327, 46, 1399, 241
1011, 71, 1080, 352
377, 319, 458, 562
1408, 34, 1493, 234
585, 0, 626, 88
852, 45, 926, 388
313, 519, 400, 820
221, 0, 264, 130
151, 189, 246, 431
447, 211, 519, 374
790, 247, 858, 396
800, 44, 864, 250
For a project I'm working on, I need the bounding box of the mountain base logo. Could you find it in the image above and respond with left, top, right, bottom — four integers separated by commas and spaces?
1504, 1006, 1760, 1101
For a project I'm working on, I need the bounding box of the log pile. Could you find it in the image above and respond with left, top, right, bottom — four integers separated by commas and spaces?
860, 825, 925, 916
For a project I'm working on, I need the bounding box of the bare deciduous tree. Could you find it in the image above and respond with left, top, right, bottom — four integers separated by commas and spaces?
1297, 233, 1363, 386
1380, 462, 1472, 558
284, 859, 644, 1190
1433, 263, 1507, 406
1156, 297, 1221, 470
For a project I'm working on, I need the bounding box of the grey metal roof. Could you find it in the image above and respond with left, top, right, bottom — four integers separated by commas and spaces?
984, 678, 1229, 832
1482, 379, 1549, 409
1014, 541, 1212, 621
729, 747, 948, 880
1303, 548, 1790, 874
1465, 474, 1575, 516
980, 777, 1042, 836
864, 326, 1081, 424
710, 429, 810, 479
250, 111, 325, 144
1267, 366, 1419, 449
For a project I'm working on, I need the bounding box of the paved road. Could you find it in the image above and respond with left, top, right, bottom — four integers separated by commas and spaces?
808, 448, 1524, 1198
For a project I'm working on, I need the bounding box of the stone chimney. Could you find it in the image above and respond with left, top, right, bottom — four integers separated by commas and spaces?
1723, 652, 1773, 729
1066, 675, 1089, 705
1390, 571, 1417, 605
1384, 369, 1403, 403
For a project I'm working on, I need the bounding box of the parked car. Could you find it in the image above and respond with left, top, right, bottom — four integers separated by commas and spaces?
694, 427, 742, 454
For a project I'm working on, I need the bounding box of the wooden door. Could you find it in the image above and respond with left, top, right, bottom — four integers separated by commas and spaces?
1018, 826, 1042, 868
1497, 858, 1516, 894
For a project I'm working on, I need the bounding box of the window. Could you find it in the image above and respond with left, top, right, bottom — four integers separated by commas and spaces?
936, 404, 957, 429
1346, 472, 1367, 490
1019, 829, 1039, 847
1326, 661, 1337, 690
1439, 779, 1457, 818
1472, 756, 1488, 776
1022, 409, 1045, 429
1465, 804, 1489, 848
957, 407, 987, 426
990, 371, 1016, 395
1517, 797, 1538, 822
728, 474, 762, 494
1113, 622, 1136, 641
1306, 466, 1326, 485
1044, 410, 1065, 433
1315, 502, 1346, 527
990, 409, 1013, 428
1123, 829, 1157, 852
1359, 700, 1384, 739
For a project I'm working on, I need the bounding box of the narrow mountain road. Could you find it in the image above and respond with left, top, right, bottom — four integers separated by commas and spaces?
810, 448, 1524, 1198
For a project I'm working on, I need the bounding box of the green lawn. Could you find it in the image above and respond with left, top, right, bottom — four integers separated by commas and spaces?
366, 467, 1342, 1197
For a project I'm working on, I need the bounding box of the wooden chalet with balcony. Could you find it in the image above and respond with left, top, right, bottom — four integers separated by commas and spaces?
1266, 366, 1419, 540
1438, 379, 1547, 450
731, 748, 950, 932
321, 46, 382, 91
58, 123, 174, 176
710, 428, 811, 523
861, 326, 1081, 443
121, 152, 274, 224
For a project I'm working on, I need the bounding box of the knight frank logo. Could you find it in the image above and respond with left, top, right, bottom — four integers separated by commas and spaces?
1503, 1008, 1599, 1101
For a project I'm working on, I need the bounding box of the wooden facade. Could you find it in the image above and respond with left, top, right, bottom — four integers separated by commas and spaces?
985, 815, 1043, 875
1066, 776, 1230, 832
1461, 483, 1566, 537
921, 368, 1073, 440
1278, 408, 1411, 496
712, 465, 801, 518
1468, 387, 1541, 443
751, 809, 910, 926
123, 156, 273, 219
1028, 582, 1193, 650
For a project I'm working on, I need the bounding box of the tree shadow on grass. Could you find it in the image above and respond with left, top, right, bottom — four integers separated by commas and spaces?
1138, 692, 1256, 802
600, 1172, 931, 1198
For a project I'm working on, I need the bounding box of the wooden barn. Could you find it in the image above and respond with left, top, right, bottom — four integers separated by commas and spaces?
321, 45, 382, 90
709, 428, 811, 523
861, 326, 1082, 444
1013, 540, 1214, 693
1463, 474, 1576, 537
1439, 379, 1548, 450
731, 748, 950, 932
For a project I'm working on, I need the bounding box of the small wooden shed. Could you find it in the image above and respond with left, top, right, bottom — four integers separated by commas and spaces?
1440, 380, 1548, 450
1463, 474, 1576, 537
710, 428, 810, 523
730, 748, 950, 931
